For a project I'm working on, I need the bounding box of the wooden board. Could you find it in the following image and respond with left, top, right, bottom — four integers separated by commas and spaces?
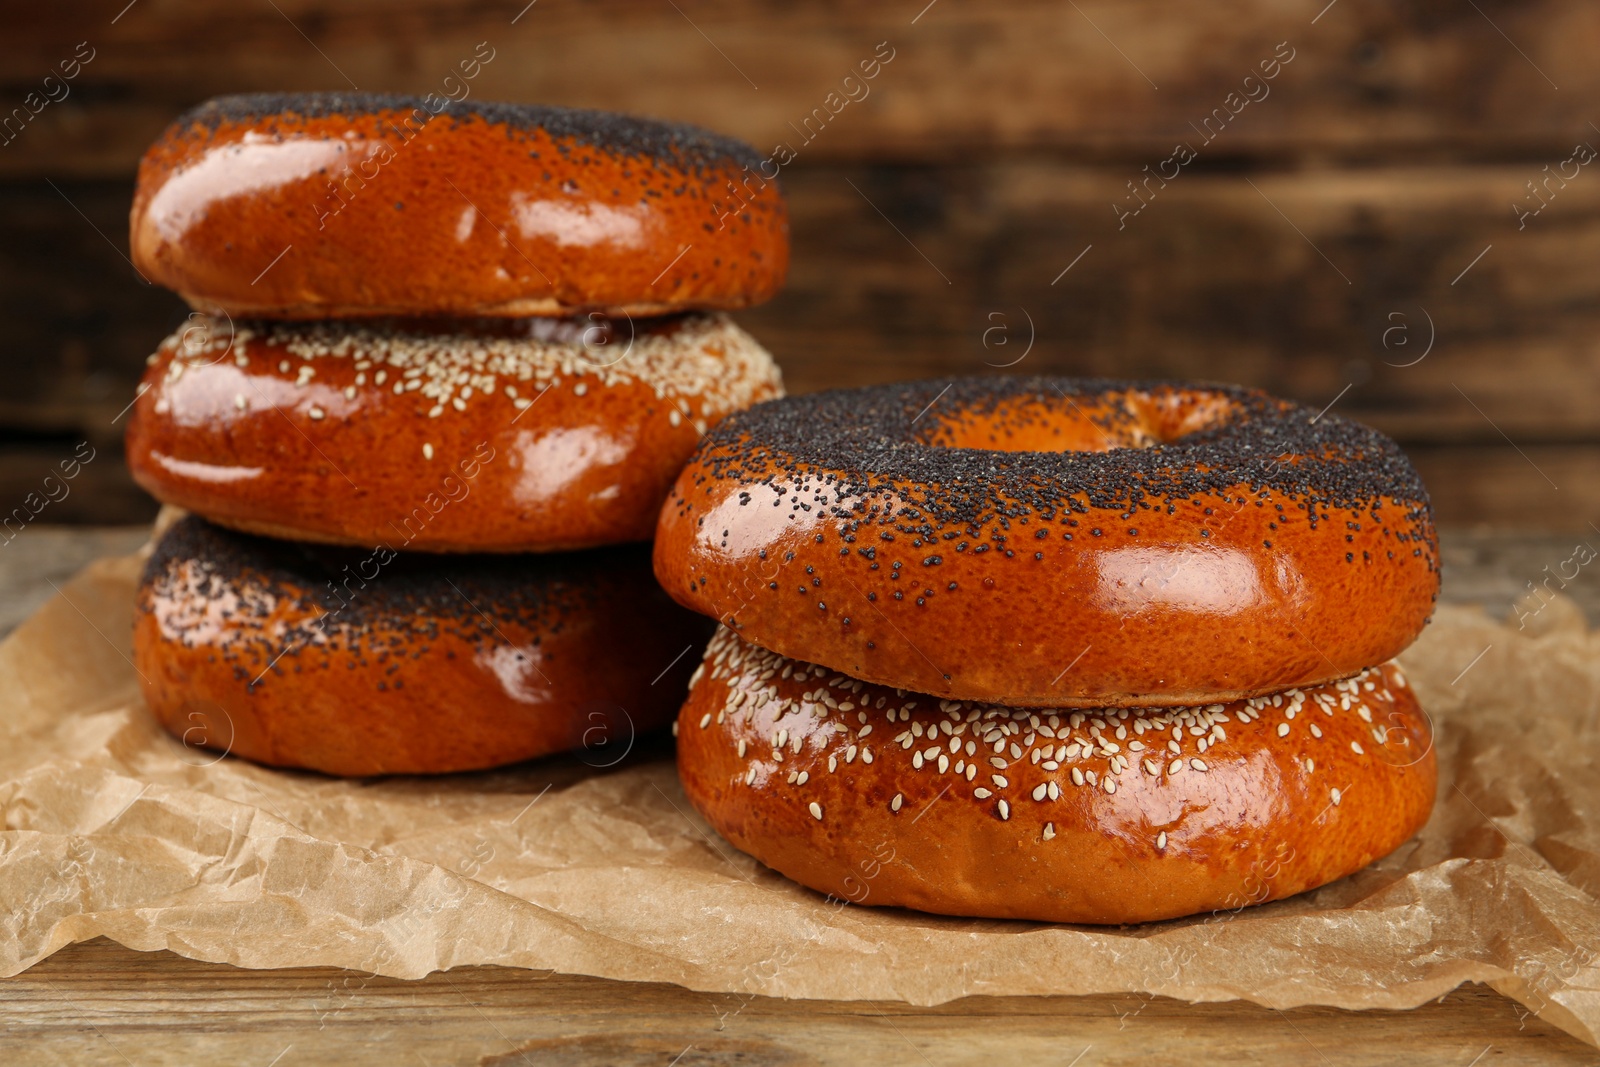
4, 937, 1594, 1066
4, 1, 1596, 529
4, 0, 1598, 177
1407, 446, 1600, 531
748, 163, 1600, 442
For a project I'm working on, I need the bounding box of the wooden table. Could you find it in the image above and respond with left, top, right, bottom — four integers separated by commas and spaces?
4, 527, 1597, 1066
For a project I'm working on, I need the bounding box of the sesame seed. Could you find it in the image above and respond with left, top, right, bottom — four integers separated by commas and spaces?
422, 442, 434, 460
1031, 783, 1048, 801
891, 794, 903, 812
1276, 723, 1290, 737
809, 802, 823, 820
1043, 823, 1056, 841
698, 713, 711, 729
998, 799, 1011, 820
1157, 831, 1168, 849
1331, 788, 1342, 805
974, 787, 992, 798
1351, 741, 1364, 754
308, 406, 325, 420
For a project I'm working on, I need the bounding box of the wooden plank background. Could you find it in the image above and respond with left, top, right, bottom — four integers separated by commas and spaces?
2, 0, 1596, 527
7, 938, 1597, 1066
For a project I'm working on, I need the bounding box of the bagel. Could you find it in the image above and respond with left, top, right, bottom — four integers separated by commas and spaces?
126, 312, 781, 552
655, 377, 1439, 707
676, 625, 1436, 924
134, 515, 711, 776
131, 93, 788, 319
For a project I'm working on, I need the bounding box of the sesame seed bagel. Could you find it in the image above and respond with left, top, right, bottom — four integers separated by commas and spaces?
126, 312, 781, 552
677, 626, 1436, 924
655, 377, 1439, 707
132, 93, 788, 319
135, 515, 711, 776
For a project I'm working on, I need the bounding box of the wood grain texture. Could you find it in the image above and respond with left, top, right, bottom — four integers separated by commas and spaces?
2, 0, 1596, 529
748, 163, 1600, 440
4, 0, 1597, 176
2, 938, 1594, 1066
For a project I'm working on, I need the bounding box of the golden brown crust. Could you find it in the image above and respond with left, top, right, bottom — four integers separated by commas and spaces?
134, 516, 711, 776
125, 313, 781, 552
130, 95, 787, 318
655, 378, 1439, 707
676, 627, 1437, 924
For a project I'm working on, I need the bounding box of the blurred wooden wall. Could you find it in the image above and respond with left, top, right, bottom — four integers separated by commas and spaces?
4, 0, 1598, 528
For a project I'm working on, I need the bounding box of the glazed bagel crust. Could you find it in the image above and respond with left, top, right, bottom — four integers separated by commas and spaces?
677, 627, 1436, 924
135, 517, 711, 776
655, 377, 1440, 707
126, 313, 780, 552
131, 93, 788, 318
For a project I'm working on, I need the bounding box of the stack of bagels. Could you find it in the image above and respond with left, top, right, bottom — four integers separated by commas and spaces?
124, 93, 787, 776
119, 93, 1443, 928
658, 378, 1442, 923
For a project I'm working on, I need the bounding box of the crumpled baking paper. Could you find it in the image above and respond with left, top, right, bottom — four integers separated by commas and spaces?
3, 537, 1599, 1048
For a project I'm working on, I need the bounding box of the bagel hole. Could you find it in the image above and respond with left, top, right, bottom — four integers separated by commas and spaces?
920, 390, 1238, 452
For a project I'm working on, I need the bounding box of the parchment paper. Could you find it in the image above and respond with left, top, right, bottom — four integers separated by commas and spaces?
4, 536, 1600, 1048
